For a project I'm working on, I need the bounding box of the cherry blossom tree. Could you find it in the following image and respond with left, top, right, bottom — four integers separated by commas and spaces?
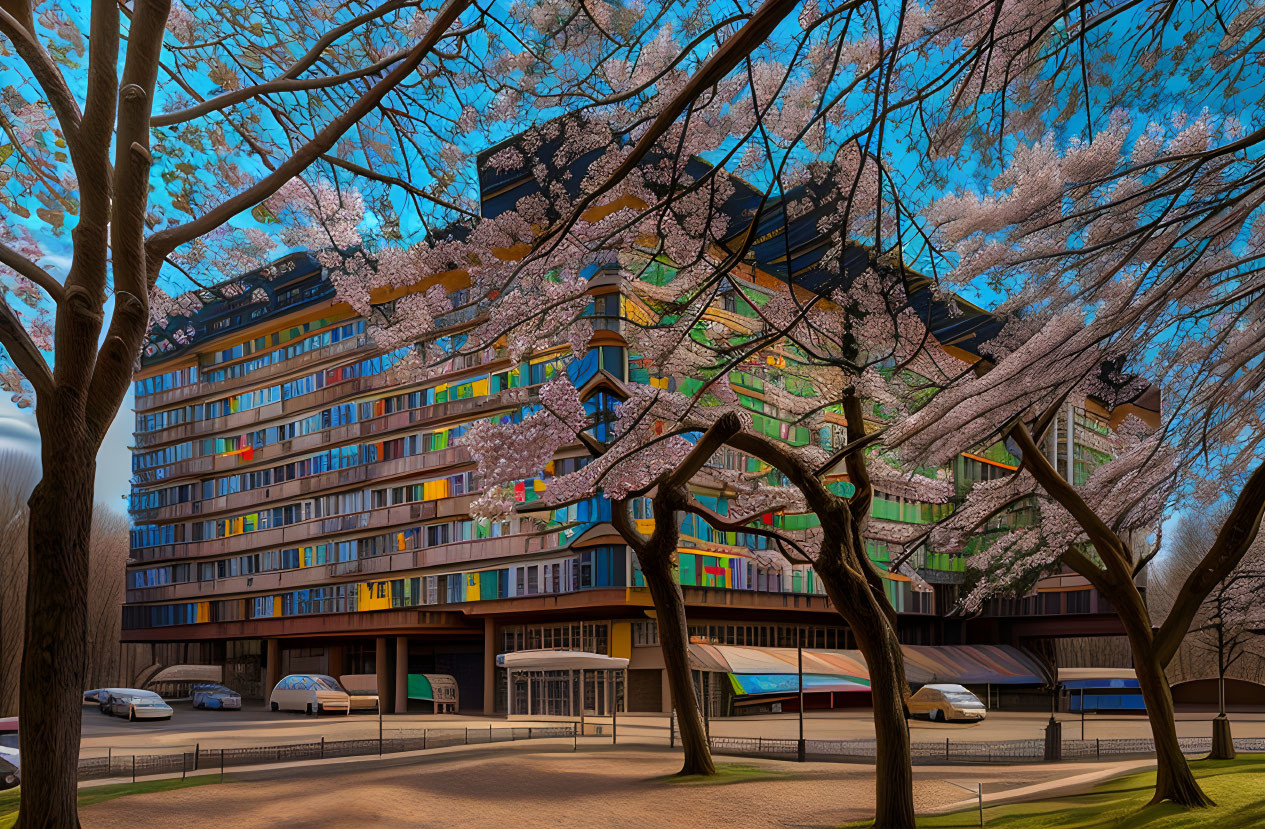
297, 5, 1265, 826
3, 0, 1255, 825
447, 195, 958, 826
893, 104, 1265, 802
0, 0, 544, 823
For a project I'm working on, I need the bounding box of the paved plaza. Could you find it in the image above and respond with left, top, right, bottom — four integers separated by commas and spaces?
77, 743, 1145, 828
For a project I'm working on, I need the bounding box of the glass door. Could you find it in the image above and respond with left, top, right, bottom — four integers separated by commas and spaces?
583, 670, 607, 715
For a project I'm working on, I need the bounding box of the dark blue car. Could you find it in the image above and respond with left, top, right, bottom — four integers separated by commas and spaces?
191, 683, 242, 710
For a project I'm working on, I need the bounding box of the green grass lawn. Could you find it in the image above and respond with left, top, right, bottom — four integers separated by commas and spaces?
658, 762, 796, 787
0, 776, 223, 828
864, 755, 1265, 828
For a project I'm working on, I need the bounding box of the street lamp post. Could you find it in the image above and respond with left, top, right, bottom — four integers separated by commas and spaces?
794, 642, 804, 764
1214, 616, 1226, 718
1210, 615, 1235, 760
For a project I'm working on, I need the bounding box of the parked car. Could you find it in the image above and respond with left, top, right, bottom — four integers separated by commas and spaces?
269, 674, 351, 715
338, 674, 381, 712
191, 683, 242, 710
100, 689, 174, 721
908, 684, 986, 722
84, 688, 111, 706
0, 718, 19, 791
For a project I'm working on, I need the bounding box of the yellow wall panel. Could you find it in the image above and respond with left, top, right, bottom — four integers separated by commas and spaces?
358, 581, 392, 611
611, 621, 632, 659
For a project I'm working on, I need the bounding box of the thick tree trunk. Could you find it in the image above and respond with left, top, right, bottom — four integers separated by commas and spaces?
17, 431, 95, 829
1129, 643, 1213, 806
851, 613, 915, 829
817, 564, 915, 829
641, 551, 715, 776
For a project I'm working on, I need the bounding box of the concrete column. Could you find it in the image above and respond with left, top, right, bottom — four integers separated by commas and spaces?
375, 636, 392, 713
483, 617, 497, 715
265, 639, 281, 698
327, 643, 345, 678
395, 637, 409, 714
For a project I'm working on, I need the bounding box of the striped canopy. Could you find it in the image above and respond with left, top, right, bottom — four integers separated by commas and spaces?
690, 644, 1046, 697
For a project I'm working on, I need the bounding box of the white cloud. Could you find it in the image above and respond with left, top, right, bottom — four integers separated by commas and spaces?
0, 392, 133, 517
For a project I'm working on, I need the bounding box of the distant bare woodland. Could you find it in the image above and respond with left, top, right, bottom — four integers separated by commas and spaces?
1, 491, 130, 716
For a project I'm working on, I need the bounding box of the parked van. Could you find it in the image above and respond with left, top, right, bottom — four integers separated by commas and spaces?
908, 684, 986, 722
269, 675, 351, 715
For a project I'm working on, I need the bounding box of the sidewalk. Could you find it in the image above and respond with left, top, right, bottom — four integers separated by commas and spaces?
929, 758, 1158, 814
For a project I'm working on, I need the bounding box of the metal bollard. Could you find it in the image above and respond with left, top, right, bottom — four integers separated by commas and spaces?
946, 737, 950, 760
194, 742, 199, 770
132, 755, 136, 785
220, 748, 225, 782
321, 737, 325, 759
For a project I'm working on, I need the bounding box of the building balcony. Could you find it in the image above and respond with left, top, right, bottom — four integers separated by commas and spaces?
133, 334, 372, 423
130, 385, 524, 489
129, 493, 481, 563
131, 445, 476, 524
125, 531, 563, 604
121, 607, 478, 642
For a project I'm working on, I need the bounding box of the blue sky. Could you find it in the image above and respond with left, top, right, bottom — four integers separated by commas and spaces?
0, 392, 133, 513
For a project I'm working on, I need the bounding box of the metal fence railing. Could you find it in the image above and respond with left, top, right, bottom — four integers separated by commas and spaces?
81, 723, 1265, 784
705, 734, 1265, 765
78, 725, 578, 782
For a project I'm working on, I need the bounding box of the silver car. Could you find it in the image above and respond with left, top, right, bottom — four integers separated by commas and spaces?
101, 689, 174, 721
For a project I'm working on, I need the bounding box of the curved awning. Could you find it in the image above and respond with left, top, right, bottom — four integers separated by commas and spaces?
497, 650, 628, 671
691, 644, 1047, 697
146, 664, 223, 685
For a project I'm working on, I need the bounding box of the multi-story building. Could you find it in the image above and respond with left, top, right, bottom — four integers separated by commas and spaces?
123, 133, 1157, 715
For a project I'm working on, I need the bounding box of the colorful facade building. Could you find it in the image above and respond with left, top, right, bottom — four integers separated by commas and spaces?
123, 136, 1157, 714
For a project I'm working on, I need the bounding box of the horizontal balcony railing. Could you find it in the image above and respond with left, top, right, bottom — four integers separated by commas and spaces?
133, 336, 372, 422
125, 532, 563, 604
131, 445, 476, 524
131, 492, 479, 563
130, 385, 526, 489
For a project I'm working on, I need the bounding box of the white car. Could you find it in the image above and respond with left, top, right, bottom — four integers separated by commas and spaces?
0, 718, 19, 790
84, 688, 111, 706
101, 689, 174, 721
269, 674, 351, 715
